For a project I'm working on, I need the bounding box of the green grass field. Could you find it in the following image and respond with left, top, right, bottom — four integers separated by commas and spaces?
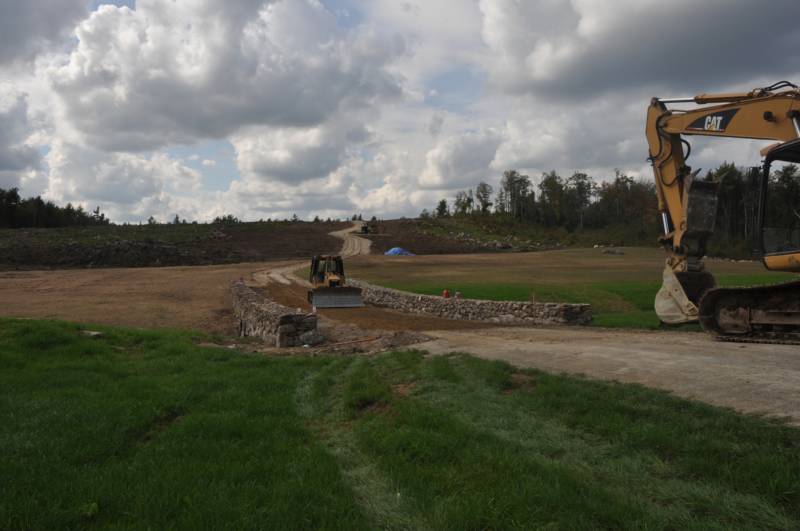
2, 318, 799, 529
348, 248, 797, 328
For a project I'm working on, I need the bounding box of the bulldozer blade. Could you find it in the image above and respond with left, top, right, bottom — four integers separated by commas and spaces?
655, 264, 716, 324
310, 287, 364, 308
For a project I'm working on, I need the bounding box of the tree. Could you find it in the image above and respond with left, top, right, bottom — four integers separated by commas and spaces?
537, 171, 564, 226
499, 170, 533, 220
475, 182, 493, 214
453, 190, 473, 216
435, 199, 449, 218
147, 216, 158, 225
564, 172, 594, 230
213, 214, 239, 224
172, 214, 181, 225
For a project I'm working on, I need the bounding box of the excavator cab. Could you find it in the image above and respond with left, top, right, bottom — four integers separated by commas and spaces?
760, 139, 800, 272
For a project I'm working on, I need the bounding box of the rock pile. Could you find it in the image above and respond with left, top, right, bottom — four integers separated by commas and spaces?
348, 279, 591, 325
230, 281, 322, 347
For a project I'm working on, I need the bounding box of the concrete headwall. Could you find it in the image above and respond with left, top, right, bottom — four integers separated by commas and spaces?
230, 281, 320, 347
348, 279, 591, 326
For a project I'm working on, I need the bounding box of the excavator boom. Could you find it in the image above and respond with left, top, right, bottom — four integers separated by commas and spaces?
646, 81, 800, 343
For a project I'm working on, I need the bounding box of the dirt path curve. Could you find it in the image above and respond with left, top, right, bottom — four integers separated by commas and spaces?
421, 327, 800, 423
252, 222, 371, 286
329, 221, 372, 256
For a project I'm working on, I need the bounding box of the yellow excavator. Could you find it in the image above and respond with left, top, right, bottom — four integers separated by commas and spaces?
647, 80, 800, 343
307, 255, 364, 308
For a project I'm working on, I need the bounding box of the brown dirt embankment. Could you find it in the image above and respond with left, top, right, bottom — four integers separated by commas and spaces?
364, 219, 492, 255
0, 262, 287, 334
0, 221, 348, 270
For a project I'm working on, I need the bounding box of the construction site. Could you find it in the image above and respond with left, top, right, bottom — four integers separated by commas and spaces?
2, 219, 798, 424
3, 1, 800, 527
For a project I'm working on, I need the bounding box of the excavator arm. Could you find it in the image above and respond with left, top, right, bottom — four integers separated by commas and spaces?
646, 81, 800, 324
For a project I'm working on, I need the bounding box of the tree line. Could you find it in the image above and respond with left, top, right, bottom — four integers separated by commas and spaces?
0, 188, 110, 229
423, 163, 800, 257
424, 169, 658, 235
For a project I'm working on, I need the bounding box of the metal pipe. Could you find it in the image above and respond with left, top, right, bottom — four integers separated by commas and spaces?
793, 117, 800, 138
657, 97, 697, 104
661, 212, 670, 235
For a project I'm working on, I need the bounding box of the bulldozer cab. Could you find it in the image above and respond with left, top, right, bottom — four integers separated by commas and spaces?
309, 255, 345, 286
760, 139, 800, 272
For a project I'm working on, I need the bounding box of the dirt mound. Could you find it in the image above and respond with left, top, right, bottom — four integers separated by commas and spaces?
364, 219, 492, 255
0, 221, 348, 270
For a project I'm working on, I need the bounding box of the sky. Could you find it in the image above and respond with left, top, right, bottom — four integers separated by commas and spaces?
1, 0, 799, 223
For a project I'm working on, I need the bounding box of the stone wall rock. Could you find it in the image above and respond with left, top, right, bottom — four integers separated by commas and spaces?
348, 279, 591, 326
230, 281, 320, 347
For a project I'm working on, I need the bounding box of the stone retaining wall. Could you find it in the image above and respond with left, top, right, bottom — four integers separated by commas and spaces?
348, 279, 591, 325
230, 281, 320, 347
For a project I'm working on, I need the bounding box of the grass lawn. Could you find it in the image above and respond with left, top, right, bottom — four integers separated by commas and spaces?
2, 318, 799, 529
348, 249, 798, 329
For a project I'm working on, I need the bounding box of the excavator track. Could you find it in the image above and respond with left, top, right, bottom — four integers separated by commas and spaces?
698, 279, 800, 345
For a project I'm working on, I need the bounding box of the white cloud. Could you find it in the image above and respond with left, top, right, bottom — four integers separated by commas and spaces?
1, 0, 799, 223
232, 117, 369, 184
419, 129, 503, 189
45, 141, 202, 221
46, 0, 405, 152
0, 88, 43, 190
479, 0, 800, 98
0, 0, 86, 65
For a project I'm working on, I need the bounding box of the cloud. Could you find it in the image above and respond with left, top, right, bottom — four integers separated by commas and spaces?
0, 88, 42, 189
419, 129, 503, 189
47, 0, 405, 152
232, 117, 370, 184
428, 113, 445, 137
45, 141, 201, 221
3, 0, 799, 224
0, 0, 86, 64
479, 0, 800, 99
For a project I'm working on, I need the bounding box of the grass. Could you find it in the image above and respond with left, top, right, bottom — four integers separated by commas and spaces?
3, 318, 800, 529
348, 248, 798, 329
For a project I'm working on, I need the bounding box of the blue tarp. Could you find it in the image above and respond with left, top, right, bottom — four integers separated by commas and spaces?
384, 247, 415, 256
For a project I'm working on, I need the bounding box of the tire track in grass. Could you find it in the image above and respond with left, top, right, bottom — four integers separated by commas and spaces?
294, 357, 431, 531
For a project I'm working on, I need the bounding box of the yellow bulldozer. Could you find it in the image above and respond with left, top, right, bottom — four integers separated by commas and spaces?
307, 255, 364, 308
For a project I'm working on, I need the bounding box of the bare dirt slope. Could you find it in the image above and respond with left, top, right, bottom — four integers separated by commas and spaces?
422, 327, 800, 423
0, 262, 284, 334
0, 221, 348, 270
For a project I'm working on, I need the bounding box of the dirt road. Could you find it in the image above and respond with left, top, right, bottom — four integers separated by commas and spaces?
421, 327, 800, 423
329, 222, 372, 256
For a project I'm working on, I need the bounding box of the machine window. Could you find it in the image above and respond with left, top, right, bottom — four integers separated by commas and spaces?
763, 161, 800, 254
